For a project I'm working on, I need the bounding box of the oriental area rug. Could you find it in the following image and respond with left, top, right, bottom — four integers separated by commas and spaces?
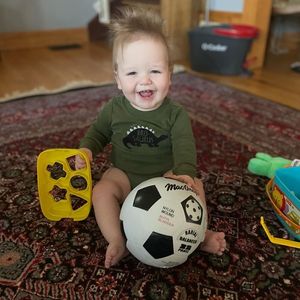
0, 72, 299, 300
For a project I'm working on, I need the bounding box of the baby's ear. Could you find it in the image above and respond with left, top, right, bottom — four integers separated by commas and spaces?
114, 71, 122, 90
168, 69, 172, 86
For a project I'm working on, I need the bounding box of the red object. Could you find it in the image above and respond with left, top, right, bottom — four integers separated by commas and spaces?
213, 24, 258, 39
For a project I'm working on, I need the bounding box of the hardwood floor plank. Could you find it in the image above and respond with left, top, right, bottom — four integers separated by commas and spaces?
0, 41, 114, 101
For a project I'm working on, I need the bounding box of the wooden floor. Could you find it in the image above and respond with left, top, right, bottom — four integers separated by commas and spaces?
192, 50, 300, 111
0, 39, 299, 110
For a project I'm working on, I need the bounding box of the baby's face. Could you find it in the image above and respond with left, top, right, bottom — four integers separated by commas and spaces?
115, 37, 171, 111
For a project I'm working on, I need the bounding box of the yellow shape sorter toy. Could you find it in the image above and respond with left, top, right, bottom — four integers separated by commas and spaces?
37, 149, 92, 221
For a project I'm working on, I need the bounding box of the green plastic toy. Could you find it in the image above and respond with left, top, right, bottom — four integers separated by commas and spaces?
247, 152, 292, 179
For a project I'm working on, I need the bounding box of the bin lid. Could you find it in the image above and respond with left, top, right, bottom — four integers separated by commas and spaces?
213, 24, 258, 38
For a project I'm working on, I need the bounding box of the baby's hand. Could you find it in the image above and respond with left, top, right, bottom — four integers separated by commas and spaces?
75, 148, 92, 170
164, 171, 205, 202
75, 155, 86, 169
164, 171, 196, 192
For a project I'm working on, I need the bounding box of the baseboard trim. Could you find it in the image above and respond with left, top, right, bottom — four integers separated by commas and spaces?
0, 28, 88, 51
209, 10, 242, 24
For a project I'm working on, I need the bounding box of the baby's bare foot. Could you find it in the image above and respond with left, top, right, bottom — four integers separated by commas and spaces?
105, 240, 129, 268
200, 230, 226, 256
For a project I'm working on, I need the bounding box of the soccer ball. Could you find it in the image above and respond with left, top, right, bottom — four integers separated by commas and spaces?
120, 177, 207, 268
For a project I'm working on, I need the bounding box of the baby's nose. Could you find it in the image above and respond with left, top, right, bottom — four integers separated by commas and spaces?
140, 74, 152, 85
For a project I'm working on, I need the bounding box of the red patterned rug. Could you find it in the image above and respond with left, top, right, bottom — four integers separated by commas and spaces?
1, 72, 299, 300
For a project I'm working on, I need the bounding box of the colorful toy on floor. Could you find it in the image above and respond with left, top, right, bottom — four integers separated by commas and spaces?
37, 149, 92, 221
265, 167, 300, 244
260, 217, 300, 249
248, 153, 300, 248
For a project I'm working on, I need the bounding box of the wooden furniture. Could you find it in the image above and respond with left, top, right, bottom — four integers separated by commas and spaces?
160, 0, 200, 61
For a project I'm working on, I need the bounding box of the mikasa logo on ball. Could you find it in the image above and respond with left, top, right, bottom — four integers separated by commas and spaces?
165, 183, 195, 194
201, 43, 227, 52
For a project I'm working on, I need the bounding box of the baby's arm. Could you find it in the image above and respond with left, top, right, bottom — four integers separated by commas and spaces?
75, 100, 114, 170
75, 148, 93, 170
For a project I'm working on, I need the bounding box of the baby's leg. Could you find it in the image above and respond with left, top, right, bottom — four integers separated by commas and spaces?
92, 167, 131, 268
194, 178, 226, 255
200, 230, 226, 255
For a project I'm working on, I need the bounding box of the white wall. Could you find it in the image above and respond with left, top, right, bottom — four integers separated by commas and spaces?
0, 0, 250, 33
0, 0, 96, 33
210, 0, 244, 12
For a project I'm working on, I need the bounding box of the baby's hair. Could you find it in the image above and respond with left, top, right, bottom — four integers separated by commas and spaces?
109, 6, 171, 71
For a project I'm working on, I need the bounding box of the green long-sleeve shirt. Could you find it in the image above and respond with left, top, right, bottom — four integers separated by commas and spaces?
80, 95, 197, 186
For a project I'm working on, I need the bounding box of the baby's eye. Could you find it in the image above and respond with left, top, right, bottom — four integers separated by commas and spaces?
151, 70, 161, 74
126, 71, 136, 76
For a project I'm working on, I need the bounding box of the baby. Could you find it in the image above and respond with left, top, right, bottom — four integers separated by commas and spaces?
76, 6, 226, 268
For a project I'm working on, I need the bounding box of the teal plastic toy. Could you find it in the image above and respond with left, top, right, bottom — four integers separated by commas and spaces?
247, 152, 292, 179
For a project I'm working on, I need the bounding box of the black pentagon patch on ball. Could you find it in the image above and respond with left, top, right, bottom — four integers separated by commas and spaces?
143, 231, 174, 259
181, 195, 203, 225
133, 185, 161, 211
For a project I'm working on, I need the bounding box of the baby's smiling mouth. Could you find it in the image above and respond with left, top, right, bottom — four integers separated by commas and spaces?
138, 90, 154, 98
